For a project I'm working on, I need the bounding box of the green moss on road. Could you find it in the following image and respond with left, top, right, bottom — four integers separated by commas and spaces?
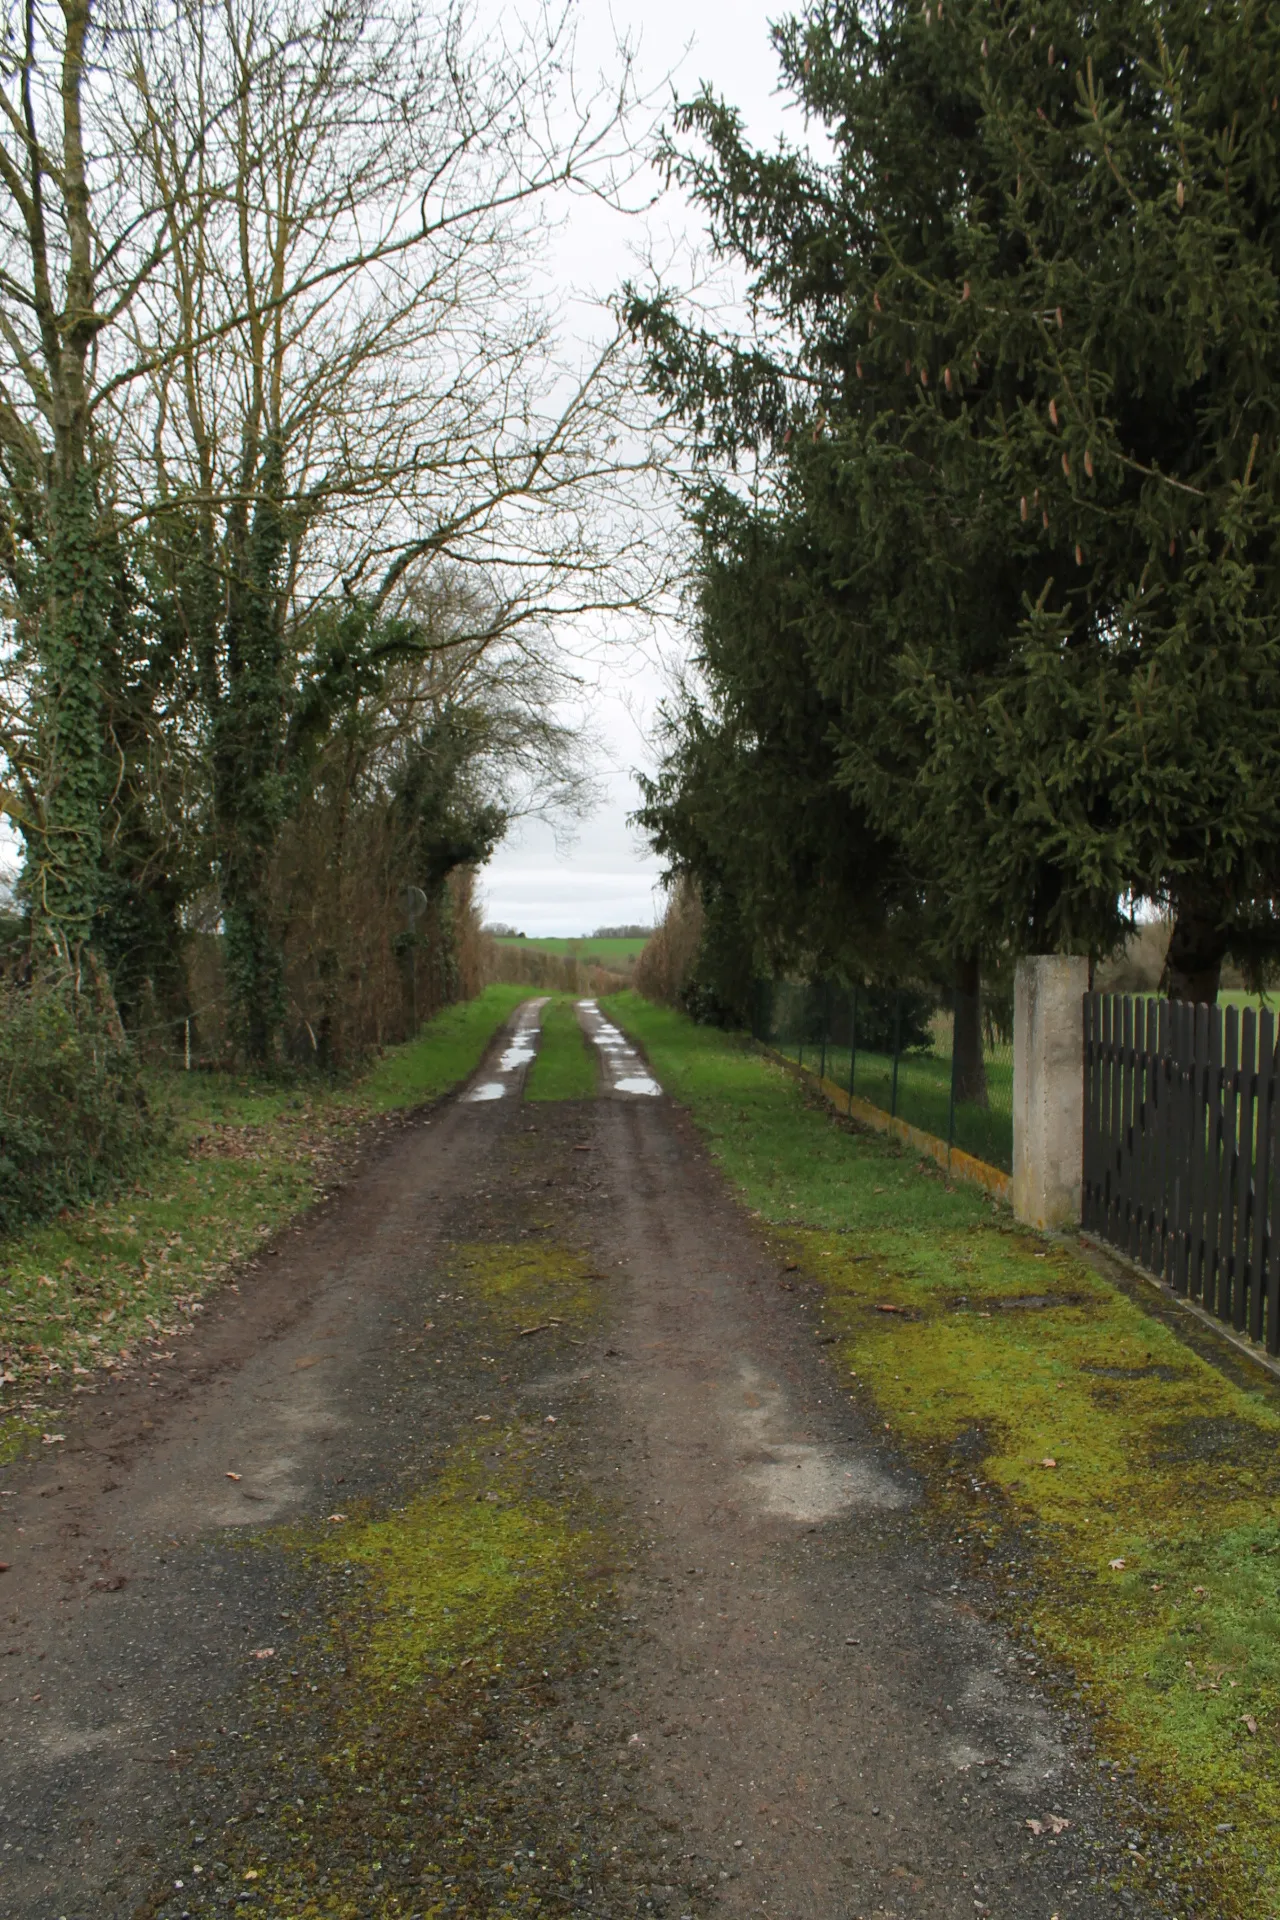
606, 990, 1280, 1920
314, 1439, 600, 1694
182, 1234, 622, 1920
450, 1240, 597, 1332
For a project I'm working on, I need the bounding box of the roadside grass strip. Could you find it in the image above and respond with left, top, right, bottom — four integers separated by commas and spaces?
606, 990, 1280, 1920
524, 995, 597, 1101
0, 984, 529, 1456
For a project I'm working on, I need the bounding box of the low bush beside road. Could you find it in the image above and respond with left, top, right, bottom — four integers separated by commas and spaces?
0, 969, 158, 1237
606, 989, 1280, 1920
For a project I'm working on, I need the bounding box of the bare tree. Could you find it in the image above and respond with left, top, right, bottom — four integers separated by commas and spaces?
0, 0, 667, 1048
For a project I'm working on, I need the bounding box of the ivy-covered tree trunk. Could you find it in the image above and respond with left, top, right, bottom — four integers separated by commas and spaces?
213, 446, 290, 1064
26, 465, 108, 977
952, 950, 988, 1109
11, 0, 110, 981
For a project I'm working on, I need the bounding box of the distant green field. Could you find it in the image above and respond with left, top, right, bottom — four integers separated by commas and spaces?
492, 935, 648, 965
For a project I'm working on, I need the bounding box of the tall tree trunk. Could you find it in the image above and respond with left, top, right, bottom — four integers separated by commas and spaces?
214, 442, 289, 1063
26, 465, 107, 975
221, 856, 282, 1062
1163, 898, 1228, 1003
18, 0, 108, 977
953, 949, 988, 1107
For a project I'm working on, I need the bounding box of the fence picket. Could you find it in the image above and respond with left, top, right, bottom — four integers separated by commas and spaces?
1156, 999, 1172, 1278
1175, 1001, 1192, 1283
1105, 995, 1121, 1241
1235, 1009, 1257, 1333
1090, 998, 1105, 1236
1270, 1015, 1280, 1356
1220, 1008, 1241, 1327
1136, 998, 1154, 1266
1186, 1004, 1209, 1299
1204, 1010, 1224, 1317
1120, 996, 1136, 1256
1143, 996, 1159, 1264
1251, 1009, 1274, 1346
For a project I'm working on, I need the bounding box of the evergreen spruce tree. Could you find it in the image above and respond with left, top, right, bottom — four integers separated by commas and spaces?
632, 0, 1280, 1002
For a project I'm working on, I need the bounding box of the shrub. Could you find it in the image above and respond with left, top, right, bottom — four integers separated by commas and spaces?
0, 966, 159, 1236
634, 882, 705, 1008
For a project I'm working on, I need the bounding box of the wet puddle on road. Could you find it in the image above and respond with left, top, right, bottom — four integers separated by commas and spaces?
577, 1001, 663, 1097
465, 999, 548, 1102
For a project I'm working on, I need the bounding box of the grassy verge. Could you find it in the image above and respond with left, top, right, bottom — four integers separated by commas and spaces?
606, 990, 1280, 1920
525, 996, 597, 1101
0, 984, 529, 1457
784, 1040, 1015, 1171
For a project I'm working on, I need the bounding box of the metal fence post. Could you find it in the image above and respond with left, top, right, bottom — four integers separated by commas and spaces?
890, 990, 902, 1119
819, 981, 829, 1083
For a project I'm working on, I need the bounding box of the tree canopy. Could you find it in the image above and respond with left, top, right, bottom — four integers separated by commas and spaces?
632, 0, 1280, 1004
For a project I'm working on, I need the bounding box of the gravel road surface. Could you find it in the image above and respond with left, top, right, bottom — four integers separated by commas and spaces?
0, 1001, 1155, 1920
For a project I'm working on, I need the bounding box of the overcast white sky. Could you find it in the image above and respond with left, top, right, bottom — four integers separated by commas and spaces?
477, 0, 808, 936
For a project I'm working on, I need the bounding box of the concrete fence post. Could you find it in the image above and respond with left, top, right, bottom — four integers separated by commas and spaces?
1013, 955, 1088, 1230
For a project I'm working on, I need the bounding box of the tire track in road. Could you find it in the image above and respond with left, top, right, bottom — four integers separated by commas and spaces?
585, 1087, 1153, 1920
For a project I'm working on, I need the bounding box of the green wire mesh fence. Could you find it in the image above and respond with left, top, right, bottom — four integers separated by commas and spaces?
750, 979, 1014, 1175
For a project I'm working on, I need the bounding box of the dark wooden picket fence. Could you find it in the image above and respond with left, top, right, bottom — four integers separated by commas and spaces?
1083, 993, 1280, 1353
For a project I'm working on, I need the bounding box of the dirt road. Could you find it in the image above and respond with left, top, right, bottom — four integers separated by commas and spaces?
0, 1001, 1152, 1919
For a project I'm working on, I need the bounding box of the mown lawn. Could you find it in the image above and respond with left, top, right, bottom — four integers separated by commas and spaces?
0, 984, 529, 1459
801, 1040, 1015, 1172
605, 990, 1280, 1920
